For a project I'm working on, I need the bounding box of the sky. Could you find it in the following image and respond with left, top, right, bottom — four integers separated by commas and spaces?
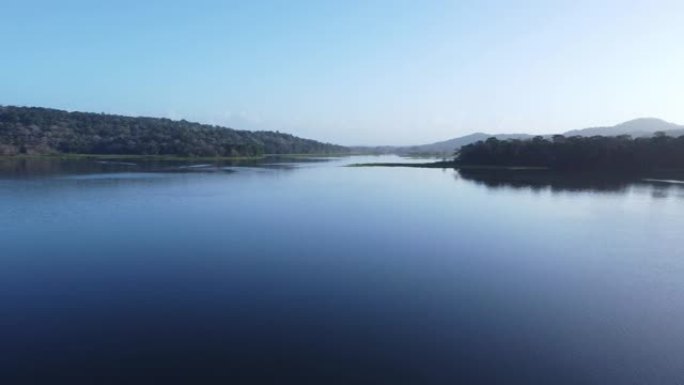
2, 0, 684, 145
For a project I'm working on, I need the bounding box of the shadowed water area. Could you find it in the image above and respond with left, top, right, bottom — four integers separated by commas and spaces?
1, 155, 683, 384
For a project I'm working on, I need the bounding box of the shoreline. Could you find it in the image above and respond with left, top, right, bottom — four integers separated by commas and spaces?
348, 161, 549, 170
0, 153, 348, 162
349, 161, 684, 181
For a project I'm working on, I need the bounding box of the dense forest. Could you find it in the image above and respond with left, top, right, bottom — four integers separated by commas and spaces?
0, 106, 348, 157
457, 134, 684, 173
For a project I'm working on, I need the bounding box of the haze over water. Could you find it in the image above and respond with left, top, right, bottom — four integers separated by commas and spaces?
1, 156, 683, 384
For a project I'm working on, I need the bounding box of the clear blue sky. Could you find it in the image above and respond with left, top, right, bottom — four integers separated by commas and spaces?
2, 0, 683, 145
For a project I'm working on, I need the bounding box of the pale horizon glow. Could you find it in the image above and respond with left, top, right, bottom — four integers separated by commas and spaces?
2, 0, 684, 146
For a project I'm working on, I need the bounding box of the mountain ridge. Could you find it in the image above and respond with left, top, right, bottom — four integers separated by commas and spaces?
371, 118, 684, 155
563, 117, 683, 137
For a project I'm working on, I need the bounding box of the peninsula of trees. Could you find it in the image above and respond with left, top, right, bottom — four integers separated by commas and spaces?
0, 106, 348, 157
457, 134, 684, 173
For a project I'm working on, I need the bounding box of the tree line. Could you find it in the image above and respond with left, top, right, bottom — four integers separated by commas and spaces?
0, 106, 348, 157
456, 134, 684, 173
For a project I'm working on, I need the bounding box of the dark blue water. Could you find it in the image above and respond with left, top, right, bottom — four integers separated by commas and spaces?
2, 156, 684, 384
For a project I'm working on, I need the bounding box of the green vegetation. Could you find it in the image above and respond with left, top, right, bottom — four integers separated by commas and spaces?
457, 134, 684, 173
0, 106, 348, 157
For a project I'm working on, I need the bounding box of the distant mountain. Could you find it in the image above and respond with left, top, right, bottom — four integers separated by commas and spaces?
372, 118, 684, 156
0, 106, 348, 157
351, 133, 533, 156
402, 133, 533, 155
563, 118, 684, 137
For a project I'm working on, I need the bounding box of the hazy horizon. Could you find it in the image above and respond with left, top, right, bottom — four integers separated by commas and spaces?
3, 0, 683, 146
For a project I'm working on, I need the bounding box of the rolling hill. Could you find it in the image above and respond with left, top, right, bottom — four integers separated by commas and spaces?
0, 106, 348, 157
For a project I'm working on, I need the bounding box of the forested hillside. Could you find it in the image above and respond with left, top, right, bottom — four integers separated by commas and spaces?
0, 106, 347, 157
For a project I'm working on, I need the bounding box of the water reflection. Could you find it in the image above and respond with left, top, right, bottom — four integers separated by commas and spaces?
0, 155, 337, 178
456, 168, 684, 197
2, 155, 684, 384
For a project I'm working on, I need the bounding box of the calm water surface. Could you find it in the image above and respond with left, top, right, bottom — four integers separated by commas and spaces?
1, 156, 683, 384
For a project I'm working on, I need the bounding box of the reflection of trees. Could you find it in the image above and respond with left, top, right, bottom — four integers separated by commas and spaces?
0, 156, 333, 178
0, 159, 128, 178
455, 168, 684, 195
